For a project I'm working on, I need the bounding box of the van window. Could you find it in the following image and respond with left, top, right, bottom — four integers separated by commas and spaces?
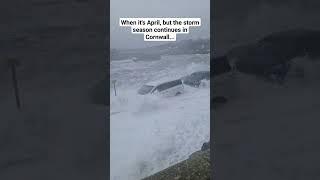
138, 85, 154, 95
156, 79, 182, 92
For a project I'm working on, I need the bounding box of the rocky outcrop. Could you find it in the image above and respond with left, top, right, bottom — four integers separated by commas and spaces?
143, 143, 210, 180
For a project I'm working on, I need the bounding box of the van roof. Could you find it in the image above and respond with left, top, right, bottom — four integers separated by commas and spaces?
146, 76, 182, 86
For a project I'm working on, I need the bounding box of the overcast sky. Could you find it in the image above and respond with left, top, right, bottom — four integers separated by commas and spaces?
110, 0, 210, 49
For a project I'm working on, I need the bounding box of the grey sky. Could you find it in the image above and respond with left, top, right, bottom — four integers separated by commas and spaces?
110, 0, 210, 49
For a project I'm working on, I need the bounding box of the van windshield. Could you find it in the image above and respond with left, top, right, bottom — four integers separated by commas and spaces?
138, 85, 154, 95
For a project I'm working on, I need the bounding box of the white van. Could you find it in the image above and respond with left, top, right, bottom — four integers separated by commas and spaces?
137, 78, 184, 97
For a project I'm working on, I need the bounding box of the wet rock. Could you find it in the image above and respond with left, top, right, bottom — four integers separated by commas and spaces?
143, 149, 210, 180
201, 142, 210, 151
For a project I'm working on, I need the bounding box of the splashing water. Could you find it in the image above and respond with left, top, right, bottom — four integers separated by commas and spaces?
110, 54, 210, 180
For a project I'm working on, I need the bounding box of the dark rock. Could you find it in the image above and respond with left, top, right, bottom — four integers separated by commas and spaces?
201, 141, 210, 151
143, 149, 210, 180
